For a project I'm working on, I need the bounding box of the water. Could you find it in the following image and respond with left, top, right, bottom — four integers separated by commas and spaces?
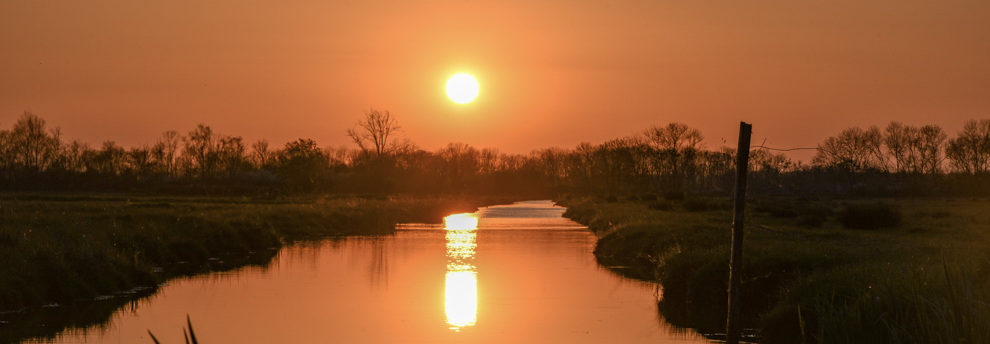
26, 200, 709, 343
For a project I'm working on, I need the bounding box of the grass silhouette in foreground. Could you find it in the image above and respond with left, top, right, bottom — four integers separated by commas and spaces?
147, 315, 198, 344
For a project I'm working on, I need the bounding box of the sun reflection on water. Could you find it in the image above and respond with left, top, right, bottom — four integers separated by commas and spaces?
443, 213, 478, 331
444, 213, 479, 231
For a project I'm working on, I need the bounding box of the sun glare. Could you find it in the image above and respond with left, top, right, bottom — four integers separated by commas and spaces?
444, 213, 479, 230
445, 270, 478, 329
446, 73, 479, 104
444, 213, 478, 331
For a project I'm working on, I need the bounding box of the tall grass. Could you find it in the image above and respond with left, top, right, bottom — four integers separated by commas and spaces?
0, 193, 492, 311
558, 195, 990, 343
148, 315, 199, 344
764, 255, 990, 343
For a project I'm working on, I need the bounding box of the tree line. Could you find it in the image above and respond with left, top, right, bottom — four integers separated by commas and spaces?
2, 111, 989, 196
813, 120, 990, 174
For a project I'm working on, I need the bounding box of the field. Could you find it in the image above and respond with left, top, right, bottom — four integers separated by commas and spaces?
559, 195, 990, 343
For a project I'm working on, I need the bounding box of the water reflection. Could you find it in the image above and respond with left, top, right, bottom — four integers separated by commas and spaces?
443, 213, 479, 331
18, 201, 711, 343
444, 213, 479, 231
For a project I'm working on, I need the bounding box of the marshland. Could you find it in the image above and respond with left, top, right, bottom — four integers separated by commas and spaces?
563, 196, 990, 343
2, 112, 990, 343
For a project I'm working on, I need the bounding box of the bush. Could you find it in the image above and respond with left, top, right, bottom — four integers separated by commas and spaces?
840, 202, 902, 229
753, 198, 834, 228
683, 198, 731, 212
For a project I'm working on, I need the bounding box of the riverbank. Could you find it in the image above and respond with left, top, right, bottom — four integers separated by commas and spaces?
0, 193, 495, 313
558, 196, 990, 343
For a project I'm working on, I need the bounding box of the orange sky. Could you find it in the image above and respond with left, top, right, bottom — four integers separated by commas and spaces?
2, 1, 989, 161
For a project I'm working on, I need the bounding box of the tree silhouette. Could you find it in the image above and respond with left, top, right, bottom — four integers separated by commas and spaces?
347, 109, 401, 156
946, 119, 990, 174
1, 112, 62, 172
277, 139, 329, 186
814, 126, 887, 172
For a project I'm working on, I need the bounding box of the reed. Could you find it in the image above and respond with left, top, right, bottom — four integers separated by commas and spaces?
0, 193, 493, 311
558, 195, 990, 343
147, 315, 199, 344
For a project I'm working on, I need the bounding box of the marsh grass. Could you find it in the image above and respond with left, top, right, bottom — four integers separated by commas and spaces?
0, 286, 159, 343
559, 195, 990, 343
148, 315, 198, 344
0, 193, 490, 312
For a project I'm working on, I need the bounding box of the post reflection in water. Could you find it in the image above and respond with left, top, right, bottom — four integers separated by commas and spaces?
443, 213, 479, 331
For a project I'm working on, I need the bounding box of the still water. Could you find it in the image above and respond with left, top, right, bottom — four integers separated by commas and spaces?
32, 201, 708, 343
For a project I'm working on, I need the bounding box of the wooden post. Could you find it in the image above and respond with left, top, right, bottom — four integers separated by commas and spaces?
726, 121, 752, 344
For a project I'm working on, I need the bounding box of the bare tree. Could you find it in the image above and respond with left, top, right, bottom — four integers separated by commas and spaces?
814, 126, 887, 172
883, 122, 946, 174
128, 146, 154, 176
3, 112, 63, 172
183, 124, 216, 176
478, 148, 500, 174
347, 109, 401, 156
61, 140, 89, 173
216, 135, 247, 176
152, 130, 181, 176
251, 140, 274, 169
439, 142, 481, 181
644, 123, 704, 152
918, 124, 947, 174
750, 149, 793, 173
946, 119, 990, 174
87, 141, 126, 176
884, 122, 918, 173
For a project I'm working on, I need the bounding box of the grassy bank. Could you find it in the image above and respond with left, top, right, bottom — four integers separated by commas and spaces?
559, 196, 990, 343
0, 193, 493, 313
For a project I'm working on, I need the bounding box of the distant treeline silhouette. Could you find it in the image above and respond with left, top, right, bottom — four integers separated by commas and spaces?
2, 111, 989, 196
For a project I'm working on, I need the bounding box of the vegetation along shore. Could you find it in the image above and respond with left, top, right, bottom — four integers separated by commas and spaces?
559, 195, 990, 343
4, 112, 990, 343
0, 193, 494, 313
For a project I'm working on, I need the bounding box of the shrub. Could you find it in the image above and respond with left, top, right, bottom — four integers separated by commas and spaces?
683, 198, 731, 212
840, 202, 902, 229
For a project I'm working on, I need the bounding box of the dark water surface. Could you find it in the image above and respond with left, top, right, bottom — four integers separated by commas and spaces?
27, 200, 708, 343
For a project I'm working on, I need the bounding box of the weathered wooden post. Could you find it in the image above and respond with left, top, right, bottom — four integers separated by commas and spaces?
726, 121, 752, 344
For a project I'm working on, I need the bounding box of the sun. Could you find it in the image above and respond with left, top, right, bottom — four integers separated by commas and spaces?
446, 73, 479, 104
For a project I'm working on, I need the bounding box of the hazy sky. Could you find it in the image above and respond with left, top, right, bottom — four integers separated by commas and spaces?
2, 0, 989, 160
